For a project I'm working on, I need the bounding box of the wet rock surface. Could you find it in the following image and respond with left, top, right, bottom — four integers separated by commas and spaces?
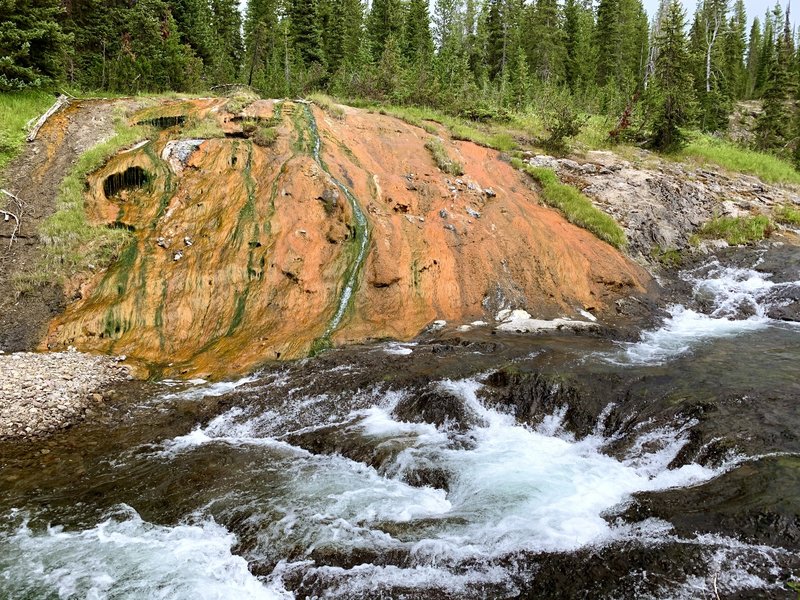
0, 350, 130, 440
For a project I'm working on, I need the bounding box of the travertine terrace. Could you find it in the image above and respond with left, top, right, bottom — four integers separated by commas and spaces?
41, 98, 651, 377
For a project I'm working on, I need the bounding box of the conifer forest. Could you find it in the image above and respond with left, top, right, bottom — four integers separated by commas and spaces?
1, 0, 797, 154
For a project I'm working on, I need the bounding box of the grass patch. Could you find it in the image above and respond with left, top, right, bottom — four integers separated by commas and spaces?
28, 113, 151, 286
512, 158, 626, 248
251, 125, 277, 147
309, 93, 345, 119
774, 204, 800, 226
0, 90, 57, 175
679, 134, 800, 185
695, 214, 774, 246
425, 137, 463, 176
225, 88, 260, 114
179, 115, 225, 139
650, 246, 686, 268
373, 104, 517, 151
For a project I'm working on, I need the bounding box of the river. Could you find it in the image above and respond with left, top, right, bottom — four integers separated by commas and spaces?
1, 256, 799, 598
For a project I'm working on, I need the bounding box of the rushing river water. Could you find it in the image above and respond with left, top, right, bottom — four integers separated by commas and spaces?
1, 256, 799, 599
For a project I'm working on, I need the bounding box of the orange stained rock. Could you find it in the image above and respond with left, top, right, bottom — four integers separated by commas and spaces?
43, 98, 651, 378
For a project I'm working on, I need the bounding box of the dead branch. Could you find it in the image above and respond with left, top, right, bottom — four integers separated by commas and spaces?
0, 209, 20, 248
0, 189, 24, 248
26, 95, 70, 143
712, 570, 721, 600
1, 188, 24, 214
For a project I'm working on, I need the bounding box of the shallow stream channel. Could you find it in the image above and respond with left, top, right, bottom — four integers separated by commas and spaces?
1, 255, 799, 598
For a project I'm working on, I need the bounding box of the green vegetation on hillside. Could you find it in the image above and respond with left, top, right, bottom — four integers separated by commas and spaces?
0, 91, 55, 174
774, 204, 800, 226
680, 135, 800, 185
425, 138, 463, 176
695, 214, 774, 246
25, 117, 151, 289
1, 0, 799, 180
512, 158, 627, 249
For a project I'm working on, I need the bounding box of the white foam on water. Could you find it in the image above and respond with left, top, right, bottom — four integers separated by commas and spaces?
159, 373, 261, 401
381, 342, 416, 356
0, 505, 292, 600
122, 377, 772, 597
604, 260, 798, 366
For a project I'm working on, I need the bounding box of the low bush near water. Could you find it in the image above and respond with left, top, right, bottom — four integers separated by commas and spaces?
774, 204, 800, 226
695, 214, 774, 246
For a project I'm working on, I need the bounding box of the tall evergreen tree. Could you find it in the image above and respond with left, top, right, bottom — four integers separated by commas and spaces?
724, 0, 747, 98
645, 0, 694, 149
366, 0, 404, 60
744, 18, 762, 99
595, 0, 648, 92
290, 0, 324, 66
404, 0, 434, 63
755, 8, 794, 152
0, 0, 70, 90
244, 0, 283, 92
689, 0, 732, 131
526, 0, 566, 84
563, 0, 594, 94
210, 0, 244, 82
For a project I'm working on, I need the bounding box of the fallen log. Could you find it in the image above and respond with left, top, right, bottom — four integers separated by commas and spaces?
26, 95, 70, 142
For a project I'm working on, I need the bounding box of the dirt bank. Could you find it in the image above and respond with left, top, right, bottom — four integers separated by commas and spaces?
0, 99, 132, 352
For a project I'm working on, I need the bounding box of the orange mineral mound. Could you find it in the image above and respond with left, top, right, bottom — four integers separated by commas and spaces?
44, 99, 651, 378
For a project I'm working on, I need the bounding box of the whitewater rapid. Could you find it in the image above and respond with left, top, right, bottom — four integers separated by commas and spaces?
604, 259, 800, 365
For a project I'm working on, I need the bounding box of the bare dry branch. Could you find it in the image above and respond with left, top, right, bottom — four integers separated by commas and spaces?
0, 209, 20, 248
26, 95, 70, 142
0, 189, 24, 248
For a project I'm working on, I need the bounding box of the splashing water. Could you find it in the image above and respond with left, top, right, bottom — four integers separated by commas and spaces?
604, 259, 800, 365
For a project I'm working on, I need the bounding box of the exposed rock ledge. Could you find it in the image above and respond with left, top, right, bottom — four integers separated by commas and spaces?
526, 150, 800, 260
0, 350, 130, 440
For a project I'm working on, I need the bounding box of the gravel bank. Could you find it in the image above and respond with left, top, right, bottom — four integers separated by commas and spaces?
0, 350, 130, 440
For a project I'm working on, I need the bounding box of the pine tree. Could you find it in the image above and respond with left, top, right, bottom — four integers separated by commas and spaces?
564, 0, 594, 94
724, 0, 747, 98
646, 0, 694, 149
210, 0, 244, 82
484, 0, 506, 81
290, 0, 324, 66
526, 0, 565, 84
755, 9, 794, 152
689, 0, 732, 131
244, 0, 282, 91
755, 6, 778, 96
595, 0, 648, 91
366, 0, 404, 60
404, 0, 434, 63
0, 0, 71, 90
744, 18, 762, 99
106, 0, 201, 92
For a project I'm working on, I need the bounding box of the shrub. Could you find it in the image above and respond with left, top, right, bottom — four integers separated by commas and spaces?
252, 125, 277, 147
541, 103, 587, 151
